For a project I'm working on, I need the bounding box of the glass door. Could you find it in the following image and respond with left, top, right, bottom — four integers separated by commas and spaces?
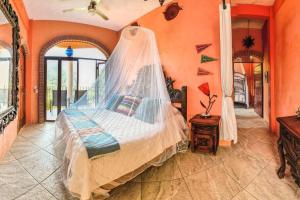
45, 57, 105, 121
46, 58, 78, 121
46, 59, 59, 121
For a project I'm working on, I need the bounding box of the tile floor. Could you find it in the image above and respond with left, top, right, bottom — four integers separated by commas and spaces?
0, 108, 299, 200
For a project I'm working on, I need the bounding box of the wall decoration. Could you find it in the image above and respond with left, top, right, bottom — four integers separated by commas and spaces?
242, 19, 255, 49
242, 35, 255, 49
198, 67, 212, 76
198, 82, 217, 118
201, 55, 218, 63
163, 3, 183, 21
196, 44, 211, 53
131, 22, 140, 26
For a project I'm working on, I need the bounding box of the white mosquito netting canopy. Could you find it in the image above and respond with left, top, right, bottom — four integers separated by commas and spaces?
55, 26, 189, 199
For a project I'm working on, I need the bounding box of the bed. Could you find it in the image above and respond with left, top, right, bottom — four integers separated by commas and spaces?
234, 72, 248, 108
55, 76, 188, 199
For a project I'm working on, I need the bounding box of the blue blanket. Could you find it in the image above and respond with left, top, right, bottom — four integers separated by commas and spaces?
81, 133, 120, 159
63, 109, 120, 159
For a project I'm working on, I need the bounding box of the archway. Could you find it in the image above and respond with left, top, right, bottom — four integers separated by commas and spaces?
38, 36, 110, 123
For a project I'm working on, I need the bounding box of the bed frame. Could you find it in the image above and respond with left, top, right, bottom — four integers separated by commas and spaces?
165, 76, 187, 120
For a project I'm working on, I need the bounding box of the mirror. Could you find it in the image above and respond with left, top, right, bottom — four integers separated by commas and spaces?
0, 1, 20, 132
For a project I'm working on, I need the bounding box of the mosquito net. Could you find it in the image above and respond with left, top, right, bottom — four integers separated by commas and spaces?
55, 26, 189, 199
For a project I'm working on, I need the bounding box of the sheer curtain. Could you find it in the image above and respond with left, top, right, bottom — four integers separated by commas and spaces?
219, 3, 238, 143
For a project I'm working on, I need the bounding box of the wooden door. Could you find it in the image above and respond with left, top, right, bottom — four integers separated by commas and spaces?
18, 47, 26, 131
254, 64, 263, 117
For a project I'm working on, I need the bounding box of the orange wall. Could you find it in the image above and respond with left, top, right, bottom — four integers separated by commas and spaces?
134, 0, 222, 120
28, 20, 119, 123
0, 0, 30, 159
274, 0, 300, 124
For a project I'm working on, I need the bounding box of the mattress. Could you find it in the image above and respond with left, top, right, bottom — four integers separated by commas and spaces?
57, 108, 186, 199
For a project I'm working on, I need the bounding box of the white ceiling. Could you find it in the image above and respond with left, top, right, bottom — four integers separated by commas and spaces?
231, 0, 275, 6
232, 18, 266, 29
23, 0, 172, 31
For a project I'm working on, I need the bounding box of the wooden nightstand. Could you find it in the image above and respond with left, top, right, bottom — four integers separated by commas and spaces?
189, 115, 221, 155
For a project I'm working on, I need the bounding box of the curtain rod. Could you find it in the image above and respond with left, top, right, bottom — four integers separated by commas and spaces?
223, 0, 227, 10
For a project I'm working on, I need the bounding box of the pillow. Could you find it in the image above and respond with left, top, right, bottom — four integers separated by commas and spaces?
134, 98, 160, 124
115, 96, 141, 116
106, 95, 124, 111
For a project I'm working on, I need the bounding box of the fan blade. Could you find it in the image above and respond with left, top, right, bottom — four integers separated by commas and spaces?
63, 7, 88, 13
94, 9, 109, 20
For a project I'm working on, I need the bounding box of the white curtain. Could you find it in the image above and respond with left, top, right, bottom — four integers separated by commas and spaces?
219, 3, 238, 143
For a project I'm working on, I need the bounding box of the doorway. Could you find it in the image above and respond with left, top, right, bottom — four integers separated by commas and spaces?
233, 61, 263, 117
45, 57, 105, 121
44, 41, 107, 121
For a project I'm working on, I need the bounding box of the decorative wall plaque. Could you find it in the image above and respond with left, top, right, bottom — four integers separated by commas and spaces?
201, 55, 218, 63
163, 3, 183, 21
196, 44, 211, 53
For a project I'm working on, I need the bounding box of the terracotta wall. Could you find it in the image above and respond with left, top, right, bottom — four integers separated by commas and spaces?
0, 0, 29, 159
274, 0, 300, 124
134, 0, 222, 120
28, 20, 119, 123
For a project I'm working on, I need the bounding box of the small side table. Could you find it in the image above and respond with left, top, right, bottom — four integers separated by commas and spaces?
189, 115, 221, 155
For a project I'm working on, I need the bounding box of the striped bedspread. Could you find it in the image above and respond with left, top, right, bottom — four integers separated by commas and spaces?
63, 109, 120, 159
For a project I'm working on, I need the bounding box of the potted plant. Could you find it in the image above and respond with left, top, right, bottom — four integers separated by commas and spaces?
198, 82, 217, 118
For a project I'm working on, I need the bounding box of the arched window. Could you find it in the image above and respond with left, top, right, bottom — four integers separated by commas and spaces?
39, 38, 109, 121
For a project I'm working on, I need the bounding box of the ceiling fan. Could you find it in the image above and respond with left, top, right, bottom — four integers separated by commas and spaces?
62, 0, 109, 20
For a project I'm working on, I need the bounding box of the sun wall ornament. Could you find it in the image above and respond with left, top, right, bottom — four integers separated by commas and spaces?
163, 3, 183, 21
242, 35, 255, 49
201, 55, 218, 63
242, 19, 255, 49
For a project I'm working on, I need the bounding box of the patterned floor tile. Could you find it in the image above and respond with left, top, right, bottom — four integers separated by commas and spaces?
232, 190, 257, 200
18, 150, 61, 182
15, 184, 56, 200
184, 165, 242, 200
223, 150, 268, 188
0, 160, 38, 200
41, 168, 78, 200
9, 136, 40, 159
175, 150, 217, 177
246, 164, 299, 200
108, 181, 141, 200
141, 179, 192, 200
141, 157, 182, 182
